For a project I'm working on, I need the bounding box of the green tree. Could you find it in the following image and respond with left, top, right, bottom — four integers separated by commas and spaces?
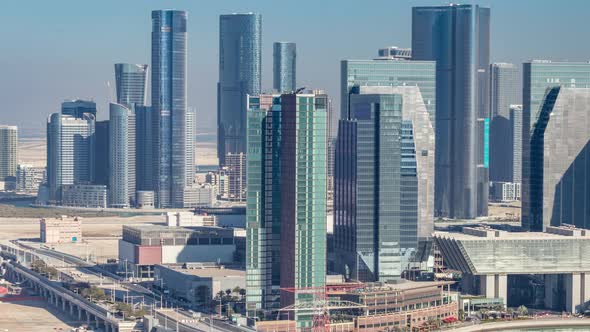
517, 305, 528, 317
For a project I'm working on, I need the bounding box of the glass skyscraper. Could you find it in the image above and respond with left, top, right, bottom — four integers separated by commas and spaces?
114, 63, 148, 107
109, 103, 135, 208
521, 61, 590, 229
135, 106, 152, 191
218, 13, 261, 166
273, 42, 296, 93
334, 86, 434, 282
0, 126, 17, 182
522, 87, 590, 231
61, 99, 96, 119
246, 92, 327, 328
151, 10, 188, 208
46, 113, 95, 203
412, 4, 490, 219
489, 63, 520, 183
340, 58, 436, 125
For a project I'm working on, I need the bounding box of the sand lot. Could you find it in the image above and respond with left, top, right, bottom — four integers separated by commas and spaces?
17, 137, 218, 167
0, 298, 78, 331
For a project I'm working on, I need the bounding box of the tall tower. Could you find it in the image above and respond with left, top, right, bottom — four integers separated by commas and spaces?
334, 86, 434, 282
151, 10, 188, 208
218, 13, 261, 166
273, 42, 296, 93
115, 63, 148, 107
46, 113, 95, 203
0, 125, 17, 182
412, 4, 491, 219
109, 103, 135, 208
489, 63, 520, 183
246, 92, 327, 327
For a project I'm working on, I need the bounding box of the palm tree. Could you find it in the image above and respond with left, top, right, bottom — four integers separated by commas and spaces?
517, 305, 528, 317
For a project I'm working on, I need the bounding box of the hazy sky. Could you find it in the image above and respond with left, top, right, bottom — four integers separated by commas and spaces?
1, 0, 589, 137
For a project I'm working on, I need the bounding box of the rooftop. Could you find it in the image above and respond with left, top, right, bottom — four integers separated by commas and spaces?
434, 225, 590, 241
159, 264, 245, 278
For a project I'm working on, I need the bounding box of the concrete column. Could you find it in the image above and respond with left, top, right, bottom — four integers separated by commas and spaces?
62, 298, 66, 311
582, 273, 590, 305
566, 273, 582, 313
480, 274, 496, 298
69, 302, 74, 316
77, 306, 82, 321
496, 274, 508, 305
85, 312, 91, 327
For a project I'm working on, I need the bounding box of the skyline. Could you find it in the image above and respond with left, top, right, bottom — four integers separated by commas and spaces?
2, 0, 590, 136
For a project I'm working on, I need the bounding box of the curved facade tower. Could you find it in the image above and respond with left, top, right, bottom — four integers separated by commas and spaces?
218, 13, 261, 166
273, 42, 296, 93
114, 63, 148, 107
109, 103, 135, 208
151, 10, 187, 208
412, 4, 490, 219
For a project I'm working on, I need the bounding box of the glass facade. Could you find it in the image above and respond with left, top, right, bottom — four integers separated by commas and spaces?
340, 60, 436, 124
135, 106, 152, 191
334, 86, 434, 283
114, 63, 148, 108
489, 63, 520, 183
61, 100, 96, 119
109, 103, 135, 208
273, 42, 296, 93
246, 93, 327, 328
151, 10, 188, 208
46, 113, 95, 203
218, 13, 262, 166
412, 4, 490, 219
522, 87, 590, 231
0, 126, 17, 181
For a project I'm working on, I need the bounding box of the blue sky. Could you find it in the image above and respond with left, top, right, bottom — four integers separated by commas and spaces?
1, 0, 589, 136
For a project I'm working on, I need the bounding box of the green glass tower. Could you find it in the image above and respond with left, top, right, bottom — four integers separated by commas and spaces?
246, 92, 327, 328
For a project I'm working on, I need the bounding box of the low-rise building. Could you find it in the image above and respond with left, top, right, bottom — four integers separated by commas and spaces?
118, 225, 236, 279
490, 181, 521, 202
182, 184, 217, 208
154, 263, 245, 308
61, 184, 107, 208
256, 280, 457, 332
136, 190, 154, 209
15, 164, 46, 193
40, 216, 82, 244
435, 225, 590, 313
165, 212, 217, 227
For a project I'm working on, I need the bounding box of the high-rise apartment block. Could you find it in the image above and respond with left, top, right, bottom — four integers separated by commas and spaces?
46, 113, 95, 203
510, 105, 523, 183
225, 152, 246, 201
273, 42, 296, 93
522, 87, 590, 231
334, 86, 434, 282
246, 92, 327, 328
0, 125, 17, 183
218, 13, 261, 166
412, 4, 490, 219
151, 10, 189, 208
